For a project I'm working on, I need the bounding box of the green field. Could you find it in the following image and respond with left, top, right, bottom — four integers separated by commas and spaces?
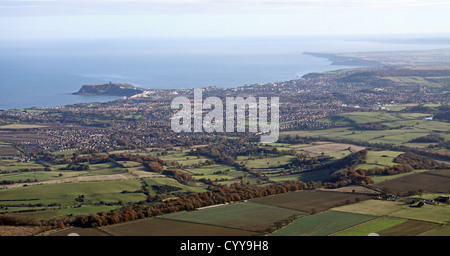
333, 217, 408, 236
332, 195, 450, 224
370, 169, 428, 183
82, 162, 128, 175
383, 76, 449, 87
0, 170, 83, 183
185, 164, 242, 181
271, 211, 376, 236
281, 125, 444, 148
24, 205, 122, 220
0, 142, 12, 148
159, 201, 305, 232
319, 112, 430, 125
0, 124, 48, 129
420, 225, 450, 236
239, 155, 295, 169
355, 150, 403, 170
0, 161, 129, 184
142, 177, 207, 195
157, 150, 215, 168
286, 111, 449, 151
0, 161, 45, 171
0, 179, 147, 219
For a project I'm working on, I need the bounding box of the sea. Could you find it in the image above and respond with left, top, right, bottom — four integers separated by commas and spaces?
0, 35, 449, 110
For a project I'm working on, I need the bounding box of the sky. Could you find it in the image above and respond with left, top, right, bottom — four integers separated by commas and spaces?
0, 0, 449, 39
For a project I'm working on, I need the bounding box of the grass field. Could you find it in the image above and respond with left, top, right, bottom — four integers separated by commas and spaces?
333, 217, 408, 236
332, 194, 450, 224
319, 112, 430, 125
185, 164, 242, 181
332, 199, 410, 216
355, 150, 403, 170
0, 161, 45, 171
20, 205, 122, 221
0, 179, 147, 219
420, 225, 450, 236
282, 112, 450, 150
0, 124, 48, 130
142, 177, 207, 195
282, 127, 431, 146
298, 142, 365, 157
83, 162, 128, 176
0, 142, 12, 148
0, 161, 129, 184
159, 201, 305, 232
158, 150, 213, 166
370, 169, 429, 183
239, 155, 295, 170
271, 211, 376, 236
0, 170, 84, 183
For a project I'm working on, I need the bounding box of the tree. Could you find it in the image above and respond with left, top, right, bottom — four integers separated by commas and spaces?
146, 161, 163, 172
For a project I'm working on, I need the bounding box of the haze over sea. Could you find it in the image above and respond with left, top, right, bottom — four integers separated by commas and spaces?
0, 35, 448, 110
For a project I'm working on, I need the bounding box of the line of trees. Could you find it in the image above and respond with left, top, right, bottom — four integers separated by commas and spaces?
49, 180, 316, 228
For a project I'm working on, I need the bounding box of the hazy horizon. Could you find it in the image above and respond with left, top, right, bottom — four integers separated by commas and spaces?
1, 0, 449, 40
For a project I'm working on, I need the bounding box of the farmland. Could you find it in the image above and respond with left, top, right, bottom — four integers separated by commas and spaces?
282, 111, 450, 151
1, 137, 447, 225
0, 53, 449, 237
249, 190, 374, 213
354, 150, 402, 170
0, 124, 48, 130
159, 201, 305, 232
332, 217, 408, 236
332, 194, 450, 224
98, 218, 260, 236
0, 179, 147, 219
271, 211, 376, 236
376, 220, 441, 236
373, 169, 450, 195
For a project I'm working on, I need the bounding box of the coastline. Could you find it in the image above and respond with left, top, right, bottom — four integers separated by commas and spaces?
302, 52, 382, 67
1, 55, 357, 111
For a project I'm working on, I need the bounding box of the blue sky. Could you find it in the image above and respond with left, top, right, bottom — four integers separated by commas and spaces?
1, 0, 449, 39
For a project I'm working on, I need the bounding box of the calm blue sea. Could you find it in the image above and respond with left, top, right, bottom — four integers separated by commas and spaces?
0, 35, 448, 110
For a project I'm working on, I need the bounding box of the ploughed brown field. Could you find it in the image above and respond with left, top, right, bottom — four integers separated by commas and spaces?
0, 225, 44, 236
377, 220, 441, 236
0, 147, 20, 156
373, 169, 450, 195
250, 190, 375, 214
98, 218, 262, 236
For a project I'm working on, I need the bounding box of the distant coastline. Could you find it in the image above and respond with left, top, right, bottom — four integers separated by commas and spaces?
303, 52, 382, 67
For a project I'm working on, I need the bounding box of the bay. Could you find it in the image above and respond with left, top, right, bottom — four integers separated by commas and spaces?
0, 35, 447, 110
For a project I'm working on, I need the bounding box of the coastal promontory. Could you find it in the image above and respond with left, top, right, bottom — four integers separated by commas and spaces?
73, 82, 144, 97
